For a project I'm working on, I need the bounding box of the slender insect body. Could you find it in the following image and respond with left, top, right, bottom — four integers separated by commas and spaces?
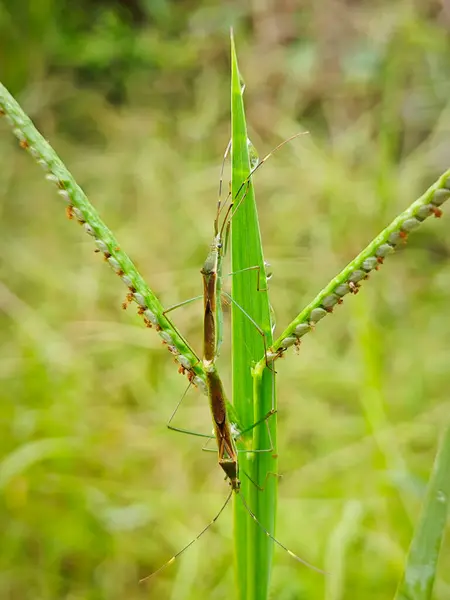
201, 230, 240, 483
205, 364, 240, 488
140, 134, 328, 582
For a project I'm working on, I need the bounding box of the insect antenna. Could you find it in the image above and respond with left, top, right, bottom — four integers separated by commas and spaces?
139, 490, 233, 583
237, 492, 326, 575
216, 131, 308, 241
216, 138, 232, 234
228, 131, 309, 225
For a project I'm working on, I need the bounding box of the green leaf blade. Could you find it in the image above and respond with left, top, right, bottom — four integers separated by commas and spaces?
395, 426, 450, 600
230, 31, 277, 600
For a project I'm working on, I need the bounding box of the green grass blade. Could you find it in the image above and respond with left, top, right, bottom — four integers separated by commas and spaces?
394, 425, 450, 600
230, 32, 277, 600
0, 82, 206, 392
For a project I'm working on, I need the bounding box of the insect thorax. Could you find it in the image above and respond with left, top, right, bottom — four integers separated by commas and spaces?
219, 458, 240, 491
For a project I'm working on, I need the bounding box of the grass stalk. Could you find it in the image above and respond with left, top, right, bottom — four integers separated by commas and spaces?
230, 32, 277, 600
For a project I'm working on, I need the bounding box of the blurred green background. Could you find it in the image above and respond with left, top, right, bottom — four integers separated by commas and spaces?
1, 1, 450, 599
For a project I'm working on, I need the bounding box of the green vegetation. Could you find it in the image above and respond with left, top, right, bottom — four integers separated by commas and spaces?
229, 36, 277, 600
1, 3, 449, 599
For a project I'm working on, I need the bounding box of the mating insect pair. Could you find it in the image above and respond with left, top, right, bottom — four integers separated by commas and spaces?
141, 132, 324, 583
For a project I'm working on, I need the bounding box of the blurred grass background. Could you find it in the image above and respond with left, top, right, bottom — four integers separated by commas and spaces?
1, 1, 450, 599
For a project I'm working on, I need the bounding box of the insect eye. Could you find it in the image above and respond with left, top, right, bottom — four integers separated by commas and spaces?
217, 242, 223, 248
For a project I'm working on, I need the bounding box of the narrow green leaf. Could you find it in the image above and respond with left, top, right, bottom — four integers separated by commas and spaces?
230, 31, 277, 600
394, 426, 450, 600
